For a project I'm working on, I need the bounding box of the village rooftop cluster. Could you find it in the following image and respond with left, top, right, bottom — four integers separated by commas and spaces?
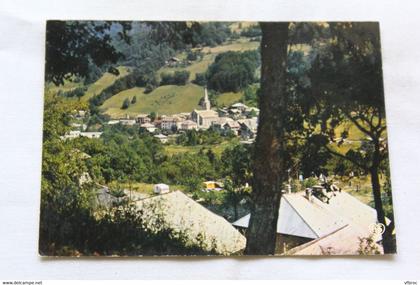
61, 87, 259, 144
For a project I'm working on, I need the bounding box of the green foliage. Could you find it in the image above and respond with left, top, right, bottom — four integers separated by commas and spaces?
58, 86, 88, 98
89, 68, 155, 107
221, 144, 253, 187
131, 96, 137, 104
207, 50, 260, 92
187, 50, 203, 61
160, 70, 190, 86
176, 129, 223, 146
121, 98, 130, 109
240, 25, 262, 38
193, 72, 207, 86
45, 21, 131, 85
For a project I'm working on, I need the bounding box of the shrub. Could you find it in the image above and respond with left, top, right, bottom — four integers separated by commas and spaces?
121, 98, 130, 109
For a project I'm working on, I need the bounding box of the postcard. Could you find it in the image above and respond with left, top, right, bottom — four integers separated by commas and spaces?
39, 21, 396, 256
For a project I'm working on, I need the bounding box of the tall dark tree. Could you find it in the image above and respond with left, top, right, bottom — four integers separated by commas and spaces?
45, 21, 131, 85
307, 22, 395, 253
244, 22, 289, 255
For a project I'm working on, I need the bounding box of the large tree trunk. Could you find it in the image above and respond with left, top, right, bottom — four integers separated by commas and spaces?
370, 144, 396, 253
244, 22, 289, 255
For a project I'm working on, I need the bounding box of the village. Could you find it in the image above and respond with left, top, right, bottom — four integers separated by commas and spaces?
39, 21, 396, 257
61, 87, 259, 144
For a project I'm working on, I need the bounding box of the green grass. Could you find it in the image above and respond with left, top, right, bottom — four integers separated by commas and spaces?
81, 66, 131, 101
102, 83, 204, 118
216, 91, 244, 107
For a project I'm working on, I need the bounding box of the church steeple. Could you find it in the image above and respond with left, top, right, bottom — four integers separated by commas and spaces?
202, 86, 211, 111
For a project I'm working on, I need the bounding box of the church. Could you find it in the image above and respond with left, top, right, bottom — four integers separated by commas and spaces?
191, 87, 220, 129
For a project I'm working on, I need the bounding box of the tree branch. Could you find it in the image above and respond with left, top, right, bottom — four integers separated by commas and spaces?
323, 144, 367, 170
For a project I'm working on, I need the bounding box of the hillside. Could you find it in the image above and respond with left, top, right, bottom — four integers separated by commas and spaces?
81, 66, 131, 101
99, 38, 259, 117
101, 84, 205, 117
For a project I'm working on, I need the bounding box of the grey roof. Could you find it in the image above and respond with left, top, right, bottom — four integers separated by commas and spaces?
233, 191, 385, 240
137, 191, 246, 255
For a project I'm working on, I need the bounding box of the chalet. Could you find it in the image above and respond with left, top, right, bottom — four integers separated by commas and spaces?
119, 119, 136, 126
165, 57, 181, 66
230, 102, 249, 112
161, 116, 181, 131
223, 120, 241, 135
136, 114, 151, 124
233, 190, 390, 255
238, 117, 258, 139
179, 120, 198, 130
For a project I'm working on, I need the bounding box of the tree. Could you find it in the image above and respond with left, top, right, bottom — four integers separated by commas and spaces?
45, 21, 131, 85
149, 112, 157, 122
121, 98, 130, 109
244, 22, 289, 255
307, 23, 395, 253
206, 50, 260, 92
131, 96, 137, 104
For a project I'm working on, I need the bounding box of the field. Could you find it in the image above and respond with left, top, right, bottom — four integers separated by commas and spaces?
102, 84, 204, 117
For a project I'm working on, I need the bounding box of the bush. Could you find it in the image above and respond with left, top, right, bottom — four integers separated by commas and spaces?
240, 25, 262, 37
121, 98, 130, 109
160, 70, 190, 86
58, 86, 88, 98
193, 72, 207, 86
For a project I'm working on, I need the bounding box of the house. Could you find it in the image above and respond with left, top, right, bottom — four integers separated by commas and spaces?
233, 190, 390, 255
80, 132, 102, 139
153, 183, 170, 194
161, 116, 180, 131
165, 57, 181, 66
107, 120, 120, 125
119, 119, 136, 126
223, 120, 241, 135
136, 191, 246, 255
71, 123, 87, 131
179, 120, 198, 130
136, 114, 151, 124
202, 181, 224, 192
246, 107, 260, 117
230, 102, 249, 112
238, 117, 258, 139
60, 131, 102, 140
154, 134, 168, 143
140, 122, 157, 133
